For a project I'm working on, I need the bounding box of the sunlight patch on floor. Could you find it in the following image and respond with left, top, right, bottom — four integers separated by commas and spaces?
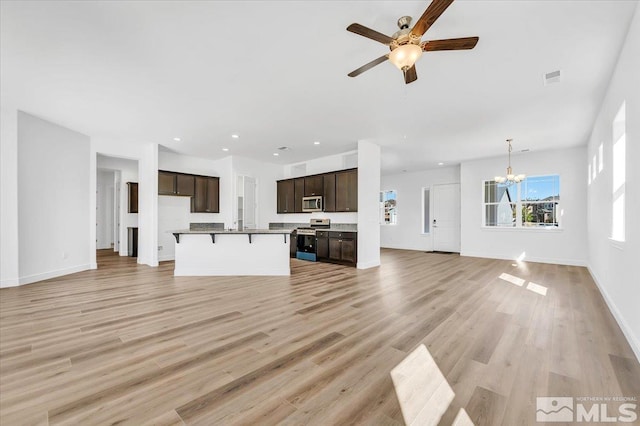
499, 272, 525, 287
526, 281, 548, 296
452, 408, 474, 426
390, 344, 458, 426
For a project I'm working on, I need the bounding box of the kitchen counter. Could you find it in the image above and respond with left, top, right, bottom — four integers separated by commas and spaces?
171, 228, 291, 243
170, 229, 290, 276
172, 228, 291, 236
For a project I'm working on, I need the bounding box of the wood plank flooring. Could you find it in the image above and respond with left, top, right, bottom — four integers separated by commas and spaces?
0, 249, 638, 425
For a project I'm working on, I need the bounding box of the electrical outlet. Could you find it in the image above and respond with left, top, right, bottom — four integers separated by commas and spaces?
62, 252, 68, 259
158, 246, 163, 251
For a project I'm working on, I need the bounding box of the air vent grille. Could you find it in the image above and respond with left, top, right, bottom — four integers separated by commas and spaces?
544, 70, 561, 85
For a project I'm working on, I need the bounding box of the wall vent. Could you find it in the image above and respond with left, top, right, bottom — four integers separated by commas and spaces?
543, 70, 561, 85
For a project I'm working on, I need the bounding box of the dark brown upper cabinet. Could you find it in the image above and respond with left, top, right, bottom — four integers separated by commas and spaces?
158, 171, 176, 195
276, 168, 356, 214
277, 179, 295, 213
294, 178, 304, 213
304, 175, 323, 197
335, 169, 358, 212
323, 173, 336, 212
192, 176, 219, 213
127, 182, 138, 213
176, 174, 195, 197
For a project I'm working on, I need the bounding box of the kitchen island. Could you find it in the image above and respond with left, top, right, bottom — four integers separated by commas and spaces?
171, 229, 291, 276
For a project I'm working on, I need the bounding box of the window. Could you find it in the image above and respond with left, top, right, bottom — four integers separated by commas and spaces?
521, 176, 560, 227
422, 188, 430, 233
483, 175, 560, 228
612, 102, 625, 242
483, 181, 516, 227
380, 190, 397, 225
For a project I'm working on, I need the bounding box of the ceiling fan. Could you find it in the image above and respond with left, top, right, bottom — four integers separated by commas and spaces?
346, 0, 478, 84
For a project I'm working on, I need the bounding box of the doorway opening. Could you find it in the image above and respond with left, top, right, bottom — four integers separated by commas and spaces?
236, 175, 257, 230
96, 154, 139, 267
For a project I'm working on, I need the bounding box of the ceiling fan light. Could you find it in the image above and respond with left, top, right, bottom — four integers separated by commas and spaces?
388, 44, 423, 70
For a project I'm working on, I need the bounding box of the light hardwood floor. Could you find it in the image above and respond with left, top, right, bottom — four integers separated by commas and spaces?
1, 249, 638, 425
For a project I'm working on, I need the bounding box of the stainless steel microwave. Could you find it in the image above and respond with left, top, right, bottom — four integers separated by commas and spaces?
302, 196, 323, 212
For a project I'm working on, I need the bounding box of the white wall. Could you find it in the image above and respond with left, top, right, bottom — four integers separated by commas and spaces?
0, 107, 19, 287
460, 146, 588, 266
357, 140, 381, 269
97, 155, 138, 255
380, 166, 460, 251
17, 111, 91, 284
586, 5, 640, 360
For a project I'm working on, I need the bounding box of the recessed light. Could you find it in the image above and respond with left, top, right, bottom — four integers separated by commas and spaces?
173, 137, 181, 142
231, 134, 239, 139
273, 153, 279, 156
314, 141, 320, 145
438, 162, 444, 166
222, 148, 229, 152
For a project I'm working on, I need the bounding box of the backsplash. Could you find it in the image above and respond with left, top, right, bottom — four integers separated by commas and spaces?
190, 222, 224, 230
269, 222, 357, 231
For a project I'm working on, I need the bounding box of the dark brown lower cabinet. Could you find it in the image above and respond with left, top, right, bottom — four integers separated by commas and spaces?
290, 230, 298, 258
316, 233, 329, 260
340, 239, 356, 264
317, 231, 356, 267
128, 227, 138, 257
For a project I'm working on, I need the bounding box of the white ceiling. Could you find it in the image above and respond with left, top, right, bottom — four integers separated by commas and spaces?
1, 1, 636, 174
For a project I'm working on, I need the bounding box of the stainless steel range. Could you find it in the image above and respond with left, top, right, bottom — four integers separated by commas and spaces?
296, 219, 330, 261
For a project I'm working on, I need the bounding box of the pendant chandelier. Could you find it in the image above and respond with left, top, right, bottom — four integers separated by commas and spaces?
495, 139, 526, 184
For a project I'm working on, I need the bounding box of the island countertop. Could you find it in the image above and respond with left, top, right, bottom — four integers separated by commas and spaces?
171, 228, 291, 235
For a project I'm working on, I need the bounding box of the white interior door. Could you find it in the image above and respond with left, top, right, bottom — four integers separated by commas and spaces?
236, 175, 257, 230
432, 183, 460, 253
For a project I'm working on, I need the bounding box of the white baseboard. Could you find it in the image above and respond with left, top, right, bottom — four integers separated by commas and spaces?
90, 263, 98, 270
357, 260, 381, 269
587, 265, 640, 363
158, 254, 175, 262
18, 264, 91, 285
460, 251, 587, 267
0, 278, 19, 288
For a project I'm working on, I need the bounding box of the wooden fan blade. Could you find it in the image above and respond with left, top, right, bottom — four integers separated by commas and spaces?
348, 55, 389, 77
410, 0, 455, 38
422, 36, 479, 51
403, 65, 418, 84
347, 23, 394, 45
